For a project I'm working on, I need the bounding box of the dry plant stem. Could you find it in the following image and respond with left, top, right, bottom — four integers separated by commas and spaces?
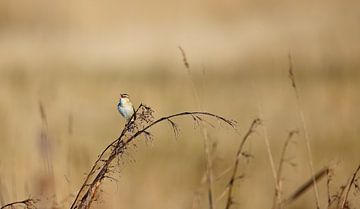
272, 130, 298, 209
0, 182, 4, 207
178, 46, 190, 70
0, 198, 37, 209
191, 190, 202, 209
287, 53, 321, 209
70, 104, 235, 209
326, 169, 332, 207
178, 46, 214, 209
178, 45, 201, 109
335, 184, 348, 209
257, 102, 278, 187
340, 164, 360, 209
71, 104, 151, 209
70, 105, 144, 209
224, 118, 261, 209
283, 166, 328, 206
203, 128, 215, 209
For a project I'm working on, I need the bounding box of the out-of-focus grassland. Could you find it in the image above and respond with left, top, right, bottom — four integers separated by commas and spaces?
1, 68, 359, 209
0, 0, 360, 208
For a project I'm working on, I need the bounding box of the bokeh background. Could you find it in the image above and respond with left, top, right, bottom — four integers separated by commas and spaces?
0, 0, 359, 208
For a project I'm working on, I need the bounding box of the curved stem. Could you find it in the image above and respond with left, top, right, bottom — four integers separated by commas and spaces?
70, 106, 235, 209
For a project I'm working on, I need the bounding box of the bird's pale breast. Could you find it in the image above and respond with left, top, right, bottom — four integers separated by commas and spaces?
118, 100, 134, 120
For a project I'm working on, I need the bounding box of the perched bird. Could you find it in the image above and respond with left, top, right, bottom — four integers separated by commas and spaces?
117, 93, 136, 122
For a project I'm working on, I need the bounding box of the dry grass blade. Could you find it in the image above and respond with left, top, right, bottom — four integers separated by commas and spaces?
276, 131, 298, 182
167, 118, 180, 137
340, 164, 360, 209
0, 198, 38, 209
200, 125, 219, 209
288, 53, 296, 90
202, 127, 215, 209
70, 104, 236, 209
224, 118, 261, 209
257, 101, 278, 192
287, 53, 321, 208
190, 172, 210, 209
177, 46, 216, 209
326, 168, 333, 207
215, 166, 233, 181
272, 130, 298, 209
283, 166, 328, 206
178, 46, 190, 70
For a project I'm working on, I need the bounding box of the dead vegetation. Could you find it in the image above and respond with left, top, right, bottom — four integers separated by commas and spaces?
70, 104, 236, 209
1, 53, 359, 209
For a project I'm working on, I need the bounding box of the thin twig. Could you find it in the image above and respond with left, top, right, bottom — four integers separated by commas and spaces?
340, 164, 360, 209
1, 198, 37, 209
224, 118, 261, 209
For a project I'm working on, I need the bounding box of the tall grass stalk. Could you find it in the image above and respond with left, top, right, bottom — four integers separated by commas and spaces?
272, 130, 298, 209
224, 119, 261, 209
178, 46, 215, 209
287, 53, 321, 208
253, 85, 278, 190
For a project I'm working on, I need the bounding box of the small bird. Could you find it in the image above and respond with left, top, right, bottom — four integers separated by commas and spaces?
117, 93, 136, 122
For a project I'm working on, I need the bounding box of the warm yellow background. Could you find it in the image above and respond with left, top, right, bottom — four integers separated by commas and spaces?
0, 1, 359, 208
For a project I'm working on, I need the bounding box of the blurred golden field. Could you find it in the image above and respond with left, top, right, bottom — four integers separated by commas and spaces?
0, 0, 360, 209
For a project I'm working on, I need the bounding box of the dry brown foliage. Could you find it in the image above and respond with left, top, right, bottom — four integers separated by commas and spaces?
69, 104, 236, 209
